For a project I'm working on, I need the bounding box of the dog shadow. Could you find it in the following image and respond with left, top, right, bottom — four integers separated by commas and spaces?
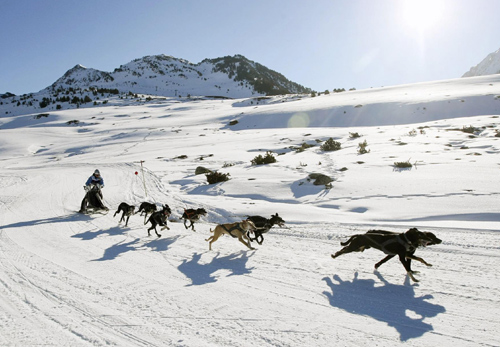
322, 271, 446, 341
71, 225, 125, 241
178, 251, 255, 286
92, 235, 181, 262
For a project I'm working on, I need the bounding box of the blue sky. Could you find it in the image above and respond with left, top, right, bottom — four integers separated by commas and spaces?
1, 0, 499, 95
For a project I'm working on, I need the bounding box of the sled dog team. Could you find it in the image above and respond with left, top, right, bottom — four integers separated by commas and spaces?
114, 200, 441, 282
82, 170, 442, 282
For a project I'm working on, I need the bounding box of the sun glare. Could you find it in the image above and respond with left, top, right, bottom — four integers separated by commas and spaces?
402, 0, 445, 33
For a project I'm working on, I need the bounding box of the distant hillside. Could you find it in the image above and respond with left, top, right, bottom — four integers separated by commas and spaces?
463, 48, 500, 77
45, 54, 311, 98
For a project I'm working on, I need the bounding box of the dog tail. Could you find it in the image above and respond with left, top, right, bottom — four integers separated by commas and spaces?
340, 235, 356, 246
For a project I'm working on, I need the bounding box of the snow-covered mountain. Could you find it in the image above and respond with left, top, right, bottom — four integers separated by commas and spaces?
462, 48, 500, 77
45, 54, 311, 98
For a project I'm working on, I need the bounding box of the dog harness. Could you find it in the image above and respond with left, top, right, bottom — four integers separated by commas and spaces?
221, 224, 244, 238
365, 233, 414, 255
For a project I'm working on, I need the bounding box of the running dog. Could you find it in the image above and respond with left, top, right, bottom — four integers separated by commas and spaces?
206, 220, 257, 251
181, 208, 207, 232
246, 213, 285, 245
331, 228, 436, 282
145, 204, 171, 238
366, 229, 442, 271
137, 202, 157, 223
113, 202, 135, 226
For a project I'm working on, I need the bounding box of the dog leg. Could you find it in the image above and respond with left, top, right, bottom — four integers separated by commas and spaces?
331, 246, 352, 259
207, 230, 221, 250
398, 254, 419, 282
406, 255, 432, 267
154, 227, 161, 238
238, 235, 254, 250
257, 234, 263, 245
374, 255, 395, 269
407, 271, 419, 282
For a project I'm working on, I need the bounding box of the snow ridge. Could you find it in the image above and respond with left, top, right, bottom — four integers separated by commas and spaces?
43, 54, 311, 98
462, 48, 500, 77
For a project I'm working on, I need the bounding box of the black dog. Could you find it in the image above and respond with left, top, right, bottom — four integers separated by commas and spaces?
137, 202, 157, 223
113, 202, 135, 226
366, 230, 442, 272
181, 208, 207, 232
145, 204, 171, 237
246, 213, 285, 245
331, 228, 436, 282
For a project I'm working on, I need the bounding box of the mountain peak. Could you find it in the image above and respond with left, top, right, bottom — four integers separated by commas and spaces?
463, 48, 500, 77
45, 54, 310, 97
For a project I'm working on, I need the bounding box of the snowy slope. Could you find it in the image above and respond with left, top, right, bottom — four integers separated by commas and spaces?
0, 76, 499, 346
463, 47, 500, 77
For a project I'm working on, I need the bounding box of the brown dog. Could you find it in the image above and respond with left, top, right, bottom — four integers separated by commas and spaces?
206, 220, 257, 251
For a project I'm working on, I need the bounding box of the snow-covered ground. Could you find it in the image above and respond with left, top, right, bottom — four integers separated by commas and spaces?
0, 75, 499, 346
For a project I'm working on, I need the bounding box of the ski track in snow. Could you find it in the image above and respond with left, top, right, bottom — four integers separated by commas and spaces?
1, 77, 500, 346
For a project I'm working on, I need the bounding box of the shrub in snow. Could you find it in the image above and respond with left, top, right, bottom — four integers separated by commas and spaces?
206, 171, 230, 184
251, 151, 276, 165
394, 160, 412, 169
357, 140, 370, 154
321, 138, 341, 152
462, 125, 478, 134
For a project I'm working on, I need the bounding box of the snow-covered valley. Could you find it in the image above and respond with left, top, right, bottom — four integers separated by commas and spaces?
0, 75, 499, 346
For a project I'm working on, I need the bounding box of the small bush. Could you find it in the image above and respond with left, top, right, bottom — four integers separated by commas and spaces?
251, 151, 277, 165
462, 125, 477, 134
321, 138, 342, 152
67, 120, 79, 125
394, 160, 412, 168
357, 140, 370, 154
294, 142, 315, 152
349, 132, 361, 139
495, 130, 500, 138
206, 171, 230, 184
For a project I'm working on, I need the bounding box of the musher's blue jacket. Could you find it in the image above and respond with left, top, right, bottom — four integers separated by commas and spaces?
85, 174, 104, 187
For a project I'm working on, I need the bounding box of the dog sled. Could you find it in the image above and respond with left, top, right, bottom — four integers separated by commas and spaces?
79, 184, 109, 214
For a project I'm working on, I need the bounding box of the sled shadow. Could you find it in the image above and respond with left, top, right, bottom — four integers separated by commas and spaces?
322, 272, 446, 341
178, 250, 255, 286
92, 235, 181, 262
1, 212, 92, 231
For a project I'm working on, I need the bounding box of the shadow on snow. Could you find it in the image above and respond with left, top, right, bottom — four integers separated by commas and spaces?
322, 271, 445, 341
178, 250, 255, 286
84, 232, 182, 261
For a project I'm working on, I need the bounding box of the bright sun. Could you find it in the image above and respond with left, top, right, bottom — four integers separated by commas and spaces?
402, 0, 445, 33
